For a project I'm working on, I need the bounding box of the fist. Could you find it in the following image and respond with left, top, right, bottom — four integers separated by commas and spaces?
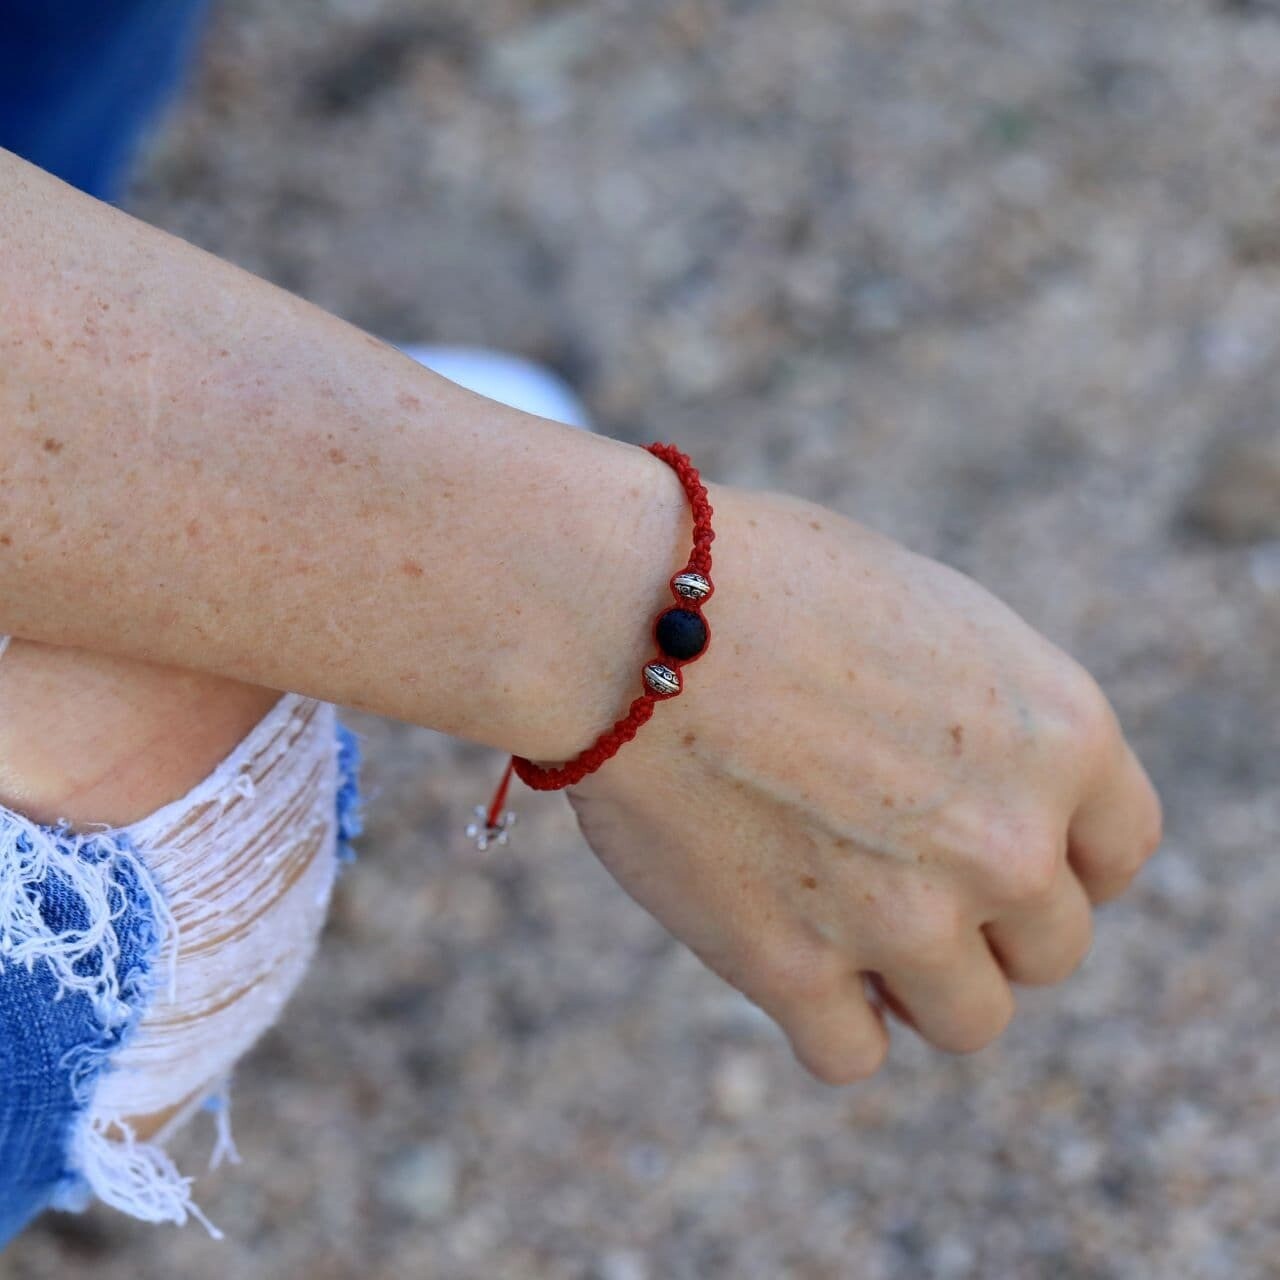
564, 482, 1163, 1084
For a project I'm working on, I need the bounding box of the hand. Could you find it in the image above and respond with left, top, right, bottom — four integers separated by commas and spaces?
561, 482, 1163, 1084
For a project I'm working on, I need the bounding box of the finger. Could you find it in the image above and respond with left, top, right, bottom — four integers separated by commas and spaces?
983, 859, 1094, 986
873, 929, 1015, 1054
743, 946, 890, 1086
781, 975, 891, 1086
788, 972, 890, 1085
1068, 737, 1163, 904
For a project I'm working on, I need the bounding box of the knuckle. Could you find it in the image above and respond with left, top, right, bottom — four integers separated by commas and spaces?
995, 836, 1063, 908
895, 900, 968, 970
1070, 680, 1118, 756
962, 818, 1056, 905
1108, 819, 1162, 888
1045, 666, 1116, 757
755, 933, 846, 1005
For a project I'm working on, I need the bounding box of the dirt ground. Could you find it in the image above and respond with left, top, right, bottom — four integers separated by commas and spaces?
6, 0, 1280, 1277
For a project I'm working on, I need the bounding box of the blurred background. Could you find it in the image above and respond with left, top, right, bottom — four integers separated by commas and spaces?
6, 0, 1280, 1276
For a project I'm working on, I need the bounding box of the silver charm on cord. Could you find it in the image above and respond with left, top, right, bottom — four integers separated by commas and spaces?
671, 571, 712, 601
465, 805, 517, 852
643, 662, 681, 696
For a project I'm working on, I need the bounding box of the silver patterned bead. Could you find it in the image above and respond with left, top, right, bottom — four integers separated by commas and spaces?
672, 571, 711, 601
643, 662, 681, 696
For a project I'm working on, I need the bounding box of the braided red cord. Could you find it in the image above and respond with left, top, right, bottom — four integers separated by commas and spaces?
476, 444, 713, 829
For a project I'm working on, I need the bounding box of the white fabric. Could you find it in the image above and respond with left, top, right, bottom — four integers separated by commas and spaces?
69, 691, 343, 1235
94, 691, 338, 1121
401, 343, 591, 428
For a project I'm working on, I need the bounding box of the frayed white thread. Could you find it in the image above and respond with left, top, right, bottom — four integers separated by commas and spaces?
205, 1079, 242, 1171
71, 694, 341, 1238
0, 633, 10, 663
0, 801, 211, 1233
69, 1115, 223, 1240
62, 1073, 243, 1240
0, 808, 180, 1026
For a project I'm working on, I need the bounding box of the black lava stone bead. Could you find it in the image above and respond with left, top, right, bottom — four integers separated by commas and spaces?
656, 608, 708, 661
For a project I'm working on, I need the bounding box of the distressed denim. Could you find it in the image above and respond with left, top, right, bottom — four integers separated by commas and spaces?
0, 714, 364, 1247
0, 825, 163, 1244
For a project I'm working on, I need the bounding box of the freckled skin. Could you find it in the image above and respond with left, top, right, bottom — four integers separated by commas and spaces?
0, 148, 1162, 1091
3, 142, 602, 781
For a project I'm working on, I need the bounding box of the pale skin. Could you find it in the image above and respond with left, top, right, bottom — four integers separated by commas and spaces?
0, 150, 1163, 1089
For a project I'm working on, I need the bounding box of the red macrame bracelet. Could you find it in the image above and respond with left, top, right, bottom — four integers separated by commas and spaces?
465, 442, 715, 850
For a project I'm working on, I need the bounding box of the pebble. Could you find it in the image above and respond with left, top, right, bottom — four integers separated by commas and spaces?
1185, 429, 1280, 543
376, 1142, 458, 1223
712, 1051, 769, 1119
595, 1250, 648, 1280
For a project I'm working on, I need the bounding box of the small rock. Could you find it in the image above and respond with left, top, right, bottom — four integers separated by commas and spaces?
485, 9, 601, 115
1249, 540, 1280, 594
712, 1050, 769, 1118
1184, 429, 1280, 543
625, 1143, 669, 1183
377, 1142, 458, 1223
595, 1250, 648, 1280
931, 1235, 977, 1278
1055, 1135, 1103, 1183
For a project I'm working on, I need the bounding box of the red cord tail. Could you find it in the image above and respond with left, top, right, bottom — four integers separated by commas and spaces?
486, 756, 517, 830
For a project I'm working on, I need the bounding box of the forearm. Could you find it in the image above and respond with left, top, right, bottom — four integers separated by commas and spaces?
0, 149, 693, 761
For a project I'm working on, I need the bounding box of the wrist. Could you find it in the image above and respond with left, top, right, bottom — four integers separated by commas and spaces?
491, 434, 698, 765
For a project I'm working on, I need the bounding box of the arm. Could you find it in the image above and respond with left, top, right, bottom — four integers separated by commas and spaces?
0, 147, 682, 763
0, 148, 1163, 1082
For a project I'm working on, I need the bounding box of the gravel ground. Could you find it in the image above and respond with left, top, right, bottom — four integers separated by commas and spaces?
6, 1, 1280, 1277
